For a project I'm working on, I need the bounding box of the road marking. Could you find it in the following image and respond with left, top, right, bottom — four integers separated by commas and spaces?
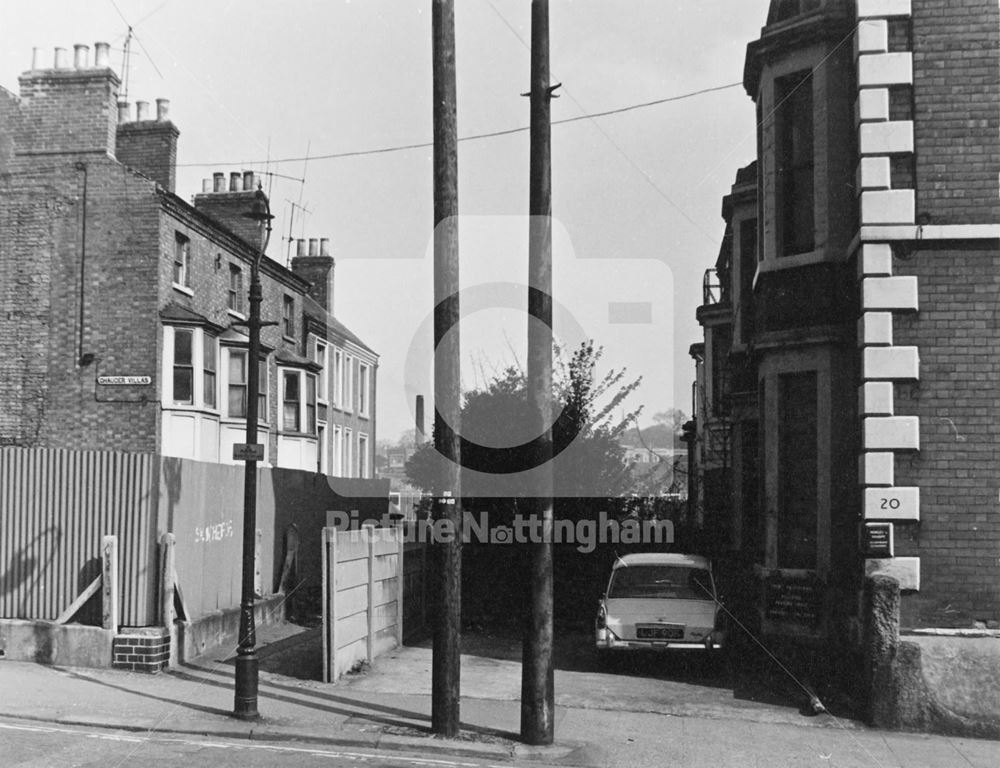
0, 720, 485, 767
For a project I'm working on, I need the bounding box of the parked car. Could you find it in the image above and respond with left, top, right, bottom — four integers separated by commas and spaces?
595, 552, 725, 657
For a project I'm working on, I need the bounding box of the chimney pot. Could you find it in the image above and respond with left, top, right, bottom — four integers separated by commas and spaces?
213, 172, 226, 192
156, 98, 170, 121
202, 178, 213, 193
54, 47, 69, 69
74, 44, 89, 69
229, 172, 241, 192
117, 101, 130, 124
308, 238, 319, 256
296, 239, 307, 257
320, 238, 331, 257
94, 42, 111, 68
242, 170, 254, 191
136, 100, 149, 121
31, 47, 42, 70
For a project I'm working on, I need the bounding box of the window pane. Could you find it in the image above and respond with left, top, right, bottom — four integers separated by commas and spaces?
174, 330, 193, 365
173, 369, 193, 404
283, 371, 300, 430
204, 372, 216, 408
258, 360, 268, 421
228, 386, 247, 418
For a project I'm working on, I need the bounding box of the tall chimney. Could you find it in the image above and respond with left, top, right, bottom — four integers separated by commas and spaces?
73, 44, 89, 69
156, 98, 170, 121
31, 48, 42, 70
296, 239, 307, 257
415, 395, 426, 444
53, 47, 69, 69
242, 170, 254, 191
135, 100, 149, 120
117, 101, 130, 124
213, 172, 226, 192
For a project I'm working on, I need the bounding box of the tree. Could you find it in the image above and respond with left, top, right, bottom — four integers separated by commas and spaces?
405, 341, 641, 504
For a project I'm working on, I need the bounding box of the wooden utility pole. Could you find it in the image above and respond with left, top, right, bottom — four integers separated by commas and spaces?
521, 0, 556, 747
431, 0, 462, 739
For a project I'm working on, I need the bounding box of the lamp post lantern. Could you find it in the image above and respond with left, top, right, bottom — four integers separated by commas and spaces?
233, 185, 273, 721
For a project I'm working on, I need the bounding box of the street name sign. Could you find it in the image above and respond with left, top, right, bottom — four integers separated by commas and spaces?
233, 443, 265, 461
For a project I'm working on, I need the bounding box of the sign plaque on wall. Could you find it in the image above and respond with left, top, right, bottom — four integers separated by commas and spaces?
97, 375, 152, 386
863, 522, 894, 558
764, 573, 823, 627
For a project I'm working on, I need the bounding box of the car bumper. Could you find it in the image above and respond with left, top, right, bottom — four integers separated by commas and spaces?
596, 628, 724, 651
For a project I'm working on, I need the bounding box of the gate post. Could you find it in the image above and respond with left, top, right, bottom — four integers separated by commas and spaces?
101, 535, 119, 631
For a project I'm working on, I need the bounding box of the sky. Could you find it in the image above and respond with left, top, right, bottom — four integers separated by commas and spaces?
1, 1, 771, 443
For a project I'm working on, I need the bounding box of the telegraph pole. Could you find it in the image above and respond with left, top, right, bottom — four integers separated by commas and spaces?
431, 0, 462, 738
522, 0, 556, 747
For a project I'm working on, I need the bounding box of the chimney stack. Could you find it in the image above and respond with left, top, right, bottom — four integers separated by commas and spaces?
291, 235, 336, 314
115, 91, 179, 192
18, 41, 122, 157
193, 169, 270, 250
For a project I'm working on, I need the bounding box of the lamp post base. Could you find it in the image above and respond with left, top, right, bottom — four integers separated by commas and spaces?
233, 651, 260, 720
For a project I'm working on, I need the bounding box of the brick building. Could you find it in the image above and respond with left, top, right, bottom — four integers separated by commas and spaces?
0, 43, 378, 478
691, 0, 1000, 733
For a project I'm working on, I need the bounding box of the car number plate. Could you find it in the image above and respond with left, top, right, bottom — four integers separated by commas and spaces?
636, 624, 684, 640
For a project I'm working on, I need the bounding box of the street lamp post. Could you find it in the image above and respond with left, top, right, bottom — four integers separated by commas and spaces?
233, 186, 273, 721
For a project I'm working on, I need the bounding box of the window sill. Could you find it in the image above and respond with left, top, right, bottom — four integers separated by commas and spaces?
277, 431, 319, 440
172, 283, 194, 297
162, 404, 220, 417
227, 309, 247, 322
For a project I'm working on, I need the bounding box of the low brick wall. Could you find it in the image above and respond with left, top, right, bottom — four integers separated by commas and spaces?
113, 626, 171, 673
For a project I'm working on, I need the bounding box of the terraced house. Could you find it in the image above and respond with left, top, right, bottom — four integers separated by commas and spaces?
691, 0, 1000, 735
0, 43, 383, 668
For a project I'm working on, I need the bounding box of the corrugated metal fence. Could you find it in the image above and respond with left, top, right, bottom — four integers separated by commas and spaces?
0, 448, 156, 626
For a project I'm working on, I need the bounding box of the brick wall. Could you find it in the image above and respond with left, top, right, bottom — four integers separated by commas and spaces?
912, 0, 1000, 224
892, 244, 1000, 628
112, 626, 170, 672
0, 157, 163, 452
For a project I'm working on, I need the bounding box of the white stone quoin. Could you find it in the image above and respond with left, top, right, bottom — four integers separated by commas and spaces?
857, 243, 894, 277
864, 415, 919, 451
857, 52, 913, 87
860, 451, 895, 486
864, 486, 920, 521
855, 19, 889, 55
857, 156, 892, 191
859, 382, 894, 415
857, 0, 912, 19
862, 276, 919, 311
863, 346, 919, 381
865, 557, 920, 591
858, 312, 894, 346
860, 121, 914, 155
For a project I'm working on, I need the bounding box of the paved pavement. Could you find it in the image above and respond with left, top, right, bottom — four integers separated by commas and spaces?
0, 620, 996, 767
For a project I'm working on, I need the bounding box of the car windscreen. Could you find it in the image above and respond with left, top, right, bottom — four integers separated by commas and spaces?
608, 565, 714, 600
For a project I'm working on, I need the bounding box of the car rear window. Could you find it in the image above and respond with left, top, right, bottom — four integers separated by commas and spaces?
608, 565, 713, 600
